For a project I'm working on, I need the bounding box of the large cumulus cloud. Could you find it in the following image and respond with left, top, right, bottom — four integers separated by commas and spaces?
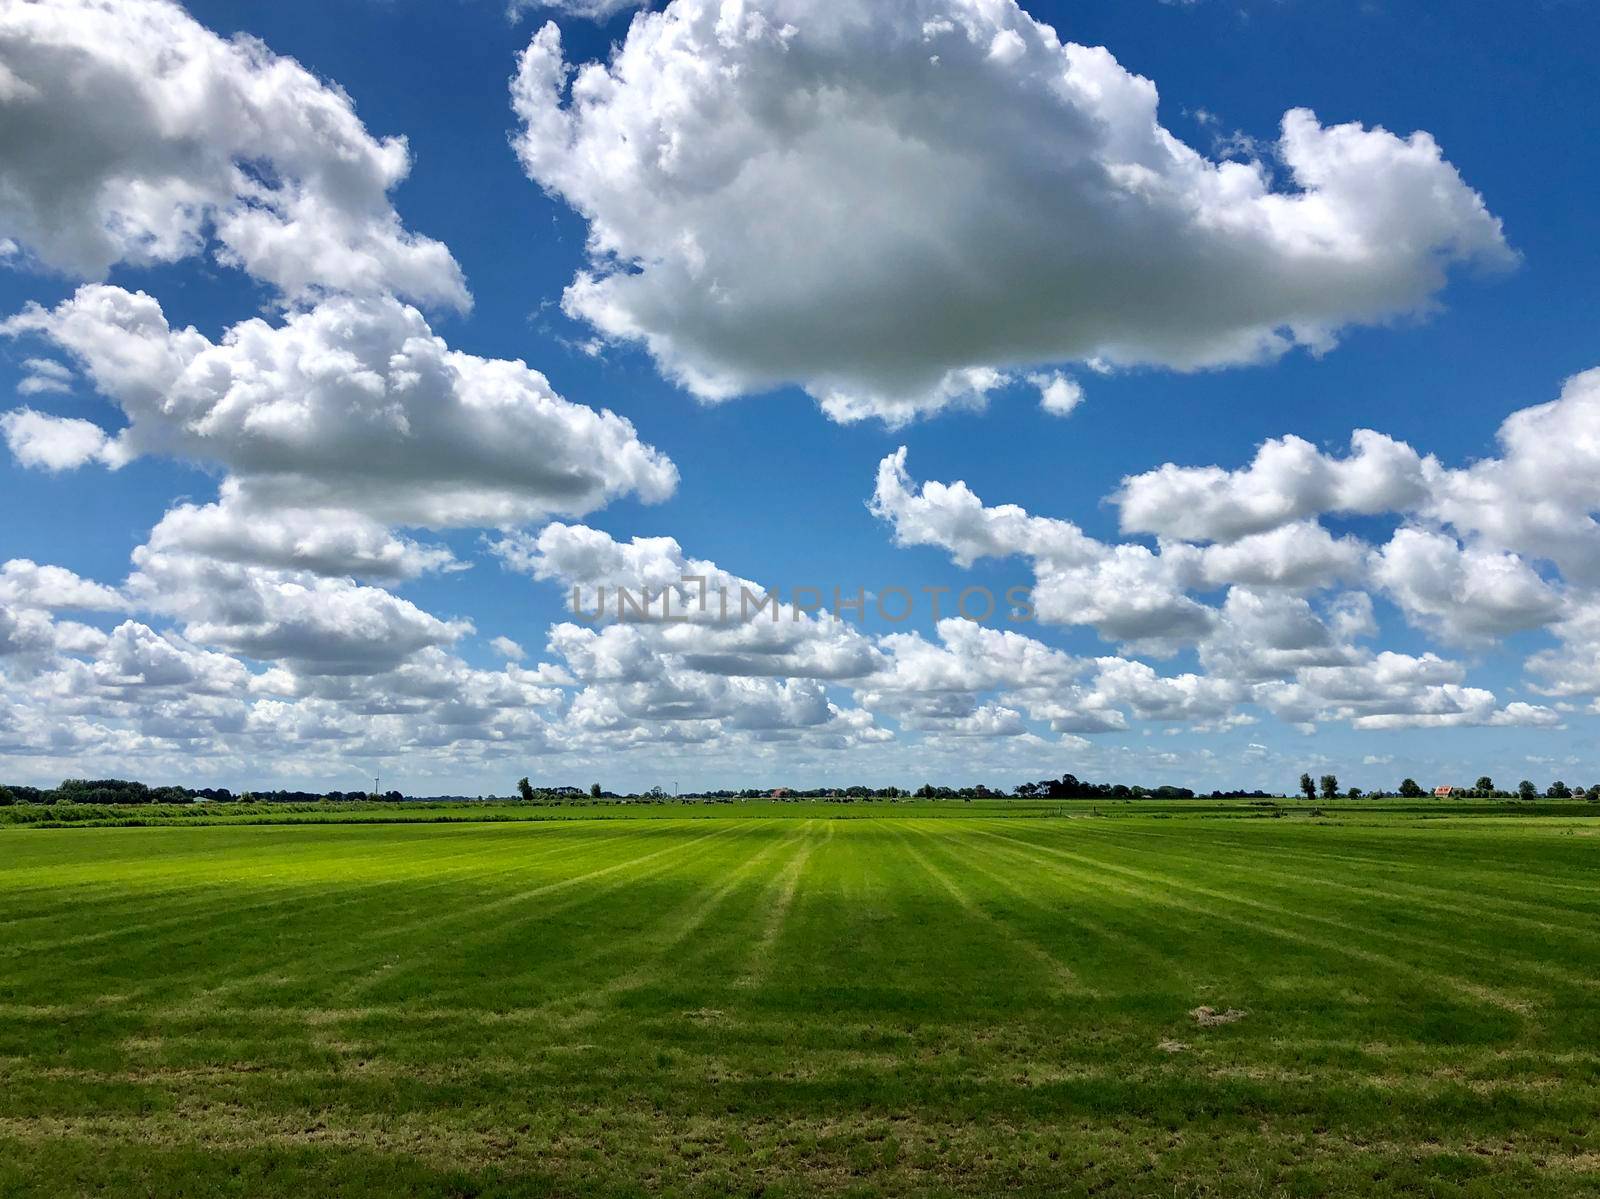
0, 0, 467, 307
512, 0, 1511, 424
3, 285, 678, 531
870, 443, 1561, 731
1112, 368, 1600, 651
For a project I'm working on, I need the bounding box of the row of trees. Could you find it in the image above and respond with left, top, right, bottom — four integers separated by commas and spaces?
503, 774, 1256, 802
515, 779, 605, 803
0, 779, 194, 806
11, 771, 1600, 809
0, 779, 409, 806
1297, 773, 1600, 801
1013, 773, 1197, 800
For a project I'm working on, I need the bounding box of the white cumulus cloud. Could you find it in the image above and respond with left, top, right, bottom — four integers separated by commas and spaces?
511, 0, 1510, 424
3, 285, 678, 530
0, 407, 111, 471
0, 0, 467, 307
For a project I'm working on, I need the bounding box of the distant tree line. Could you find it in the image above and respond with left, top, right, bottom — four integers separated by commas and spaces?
8, 770, 1598, 810
0, 779, 196, 806
0, 779, 414, 806
1295, 772, 1600, 802
1012, 773, 1197, 799
0, 774, 1198, 806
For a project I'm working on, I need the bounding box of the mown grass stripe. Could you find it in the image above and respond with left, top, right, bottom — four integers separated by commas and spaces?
890, 821, 1093, 996
970, 822, 1537, 1013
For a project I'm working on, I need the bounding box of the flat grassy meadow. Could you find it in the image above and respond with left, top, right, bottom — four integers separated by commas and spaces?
2, 802, 1598, 1196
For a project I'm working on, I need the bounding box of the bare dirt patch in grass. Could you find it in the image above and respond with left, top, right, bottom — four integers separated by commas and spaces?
1191, 1005, 1249, 1027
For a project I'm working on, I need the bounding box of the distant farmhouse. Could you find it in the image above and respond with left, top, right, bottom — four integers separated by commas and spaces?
1433, 785, 1457, 798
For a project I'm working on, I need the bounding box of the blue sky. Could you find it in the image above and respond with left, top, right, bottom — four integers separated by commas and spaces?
1, 0, 1598, 795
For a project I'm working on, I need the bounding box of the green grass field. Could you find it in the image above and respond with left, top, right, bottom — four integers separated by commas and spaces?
3, 802, 1599, 1196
